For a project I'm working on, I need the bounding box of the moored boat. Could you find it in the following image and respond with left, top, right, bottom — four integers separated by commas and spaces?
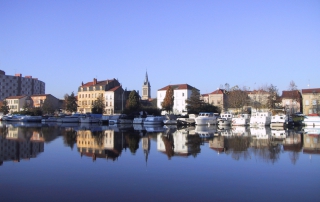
177, 114, 197, 126
195, 112, 219, 125
302, 114, 320, 127
250, 112, 272, 127
144, 116, 164, 125
57, 113, 86, 123
217, 112, 233, 126
270, 114, 293, 128
232, 114, 250, 126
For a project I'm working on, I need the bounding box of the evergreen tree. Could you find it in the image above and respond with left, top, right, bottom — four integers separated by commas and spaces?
126, 90, 140, 112
185, 88, 203, 114
92, 95, 105, 114
161, 86, 174, 113
0, 100, 10, 115
65, 92, 78, 113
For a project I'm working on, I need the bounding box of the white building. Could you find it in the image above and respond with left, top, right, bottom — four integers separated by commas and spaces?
157, 84, 198, 115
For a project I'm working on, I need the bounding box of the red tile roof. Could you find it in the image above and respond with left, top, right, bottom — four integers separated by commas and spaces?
209, 89, 225, 94
281, 90, 301, 98
82, 79, 115, 87
6, 95, 27, 99
109, 86, 121, 92
301, 88, 320, 94
158, 84, 198, 91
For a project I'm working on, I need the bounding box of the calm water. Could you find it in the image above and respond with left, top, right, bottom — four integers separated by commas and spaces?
0, 122, 319, 202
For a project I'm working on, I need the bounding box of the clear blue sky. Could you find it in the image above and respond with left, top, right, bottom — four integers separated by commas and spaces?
1, 0, 319, 99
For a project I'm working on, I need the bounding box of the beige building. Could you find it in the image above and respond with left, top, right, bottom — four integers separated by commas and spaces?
5, 95, 31, 113
31, 94, 61, 110
248, 90, 270, 112
280, 90, 302, 115
208, 89, 227, 112
301, 88, 320, 115
77, 78, 125, 114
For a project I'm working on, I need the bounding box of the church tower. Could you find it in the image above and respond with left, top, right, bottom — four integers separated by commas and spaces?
142, 71, 151, 100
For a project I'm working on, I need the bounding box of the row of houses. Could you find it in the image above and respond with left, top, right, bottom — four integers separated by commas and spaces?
3, 94, 62, 113
2, 70, 319, 115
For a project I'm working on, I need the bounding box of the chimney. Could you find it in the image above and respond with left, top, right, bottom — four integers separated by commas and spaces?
81, 81, 84, 86
93, 78, 97, 85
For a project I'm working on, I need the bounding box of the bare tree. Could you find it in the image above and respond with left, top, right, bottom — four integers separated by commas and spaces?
227, 86, 249, 113
288, 80, 298, 91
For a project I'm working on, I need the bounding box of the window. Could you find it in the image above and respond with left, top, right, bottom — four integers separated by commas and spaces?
306, 100, 309, 106
182, 93, 184, 97
312, 100, 317, 106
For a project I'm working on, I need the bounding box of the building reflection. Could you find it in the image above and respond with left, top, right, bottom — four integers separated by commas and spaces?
157, 126, 201, 159
0, 125, 44, 165
77, 127, 126, 161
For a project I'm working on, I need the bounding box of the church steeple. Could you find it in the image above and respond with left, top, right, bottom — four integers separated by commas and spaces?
142, 71, 151, 100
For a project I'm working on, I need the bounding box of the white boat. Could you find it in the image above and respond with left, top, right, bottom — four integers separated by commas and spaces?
250, 112, 272, 127
177, 114, 197, 126
57, 113, 86, 123
270, 114, 293, 127
231, 126, 250, 136
41, 116, 59, 123
79, 114, 101, 123
21, 115, 42, 122
163, 115, 177, 125
302, 115, 320, 127
232, 114, 250, 126
143, 116, 164, 125
217, 112, 233, 126
6, 115, 24, 122
195, 112, 219, 125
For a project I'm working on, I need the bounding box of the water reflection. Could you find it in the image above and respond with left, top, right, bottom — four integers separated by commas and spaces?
0, 124, 44, 165
1, 121, 320, 165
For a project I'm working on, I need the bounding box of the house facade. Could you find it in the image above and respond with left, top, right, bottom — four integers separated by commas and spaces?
248, 90, 270, 112
280, 90, 302, 115
0, 70, 45, 101
157, 84, 198, 115
5, 95, 29, 113
77, 78, 125, 114
208, 89, 227, 112
301, 88, 320, 115
31, 94, 61, 110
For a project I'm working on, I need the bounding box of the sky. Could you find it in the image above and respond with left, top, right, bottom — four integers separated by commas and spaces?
0, 0, 319, 99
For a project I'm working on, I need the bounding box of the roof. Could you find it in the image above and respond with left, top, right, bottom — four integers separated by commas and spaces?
249, 90, 269, 94
281, 90, 301, 98
82, 79, 115, 87
158, 84, 198, 91
6, 95, 27, 99
108, 86, 121, 92
31, 94, 51, 97
301, 88, 320, 94
209, 89, 225, 94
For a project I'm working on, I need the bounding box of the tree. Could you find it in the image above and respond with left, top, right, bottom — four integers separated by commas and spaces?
186, 88, 203, 114
227, 87, 249, 113
42, 99, 55, 115
65, 92, 78, 113
161, 86, 174, 113
125, 90, 140, 112
288, 80, 297, 91
267, 84, 279, 110
0, 100, 10, 115
92, 95, 105, 114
